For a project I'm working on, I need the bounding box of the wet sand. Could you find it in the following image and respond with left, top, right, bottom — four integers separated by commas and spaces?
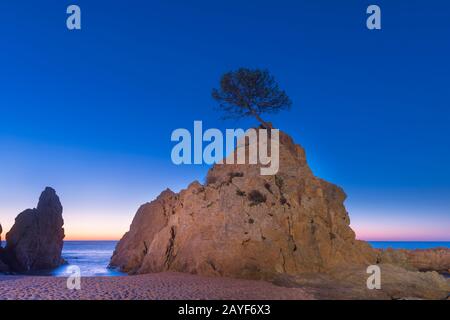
0, 272, 314, 300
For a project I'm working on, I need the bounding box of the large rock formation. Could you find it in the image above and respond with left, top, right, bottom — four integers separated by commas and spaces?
4, 187, 65, 272
110, 129, 450, 299
111, 130, 378, 278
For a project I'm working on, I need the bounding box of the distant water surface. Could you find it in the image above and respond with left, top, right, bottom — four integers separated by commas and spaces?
368, 241, 450, 250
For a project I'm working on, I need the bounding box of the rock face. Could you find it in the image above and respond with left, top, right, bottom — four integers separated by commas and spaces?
4, 187, 65, 272
111, 130, 378, 278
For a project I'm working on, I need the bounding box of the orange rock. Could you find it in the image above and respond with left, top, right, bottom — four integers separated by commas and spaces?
111, 130, 378, 279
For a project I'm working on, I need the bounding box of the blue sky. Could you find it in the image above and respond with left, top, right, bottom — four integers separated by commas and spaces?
0, 0, 449, 240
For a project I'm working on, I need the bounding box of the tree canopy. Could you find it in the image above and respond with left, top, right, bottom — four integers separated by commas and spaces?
212, 68, 292, 128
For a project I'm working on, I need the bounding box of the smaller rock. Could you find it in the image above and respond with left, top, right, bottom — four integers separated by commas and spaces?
5, 187, 65, 272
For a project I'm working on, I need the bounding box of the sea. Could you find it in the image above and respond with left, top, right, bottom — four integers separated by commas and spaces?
1, 241, 449, 277
0, 240, 124, 277
53, 241, 125, 277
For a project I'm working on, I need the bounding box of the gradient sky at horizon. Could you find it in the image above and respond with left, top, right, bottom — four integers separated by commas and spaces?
0, 1, 449, 240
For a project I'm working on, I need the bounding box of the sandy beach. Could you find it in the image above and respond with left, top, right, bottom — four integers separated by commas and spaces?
0, 272, 314, 300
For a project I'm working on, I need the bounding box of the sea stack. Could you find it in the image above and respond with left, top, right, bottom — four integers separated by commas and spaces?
111, 130, 377, 278
5, 187, 65, 272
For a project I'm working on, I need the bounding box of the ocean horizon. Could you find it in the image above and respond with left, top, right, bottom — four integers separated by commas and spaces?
368, 241, 450, 250
2, 240, 449, 277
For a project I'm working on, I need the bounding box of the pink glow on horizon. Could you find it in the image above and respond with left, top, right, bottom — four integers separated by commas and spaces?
354, 226, 450, 242
348, 205, 450, 241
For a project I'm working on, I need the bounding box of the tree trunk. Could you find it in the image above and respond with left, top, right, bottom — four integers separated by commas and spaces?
253, 113, 272, 129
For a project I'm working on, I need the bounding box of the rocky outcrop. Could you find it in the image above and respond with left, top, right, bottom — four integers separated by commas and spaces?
274, 264, 449, 300
379, 248, 450, 273
407, 248, 450, 273
4, 187, 65, 272
111, 130, 378, 278
110, 129, 449, 299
